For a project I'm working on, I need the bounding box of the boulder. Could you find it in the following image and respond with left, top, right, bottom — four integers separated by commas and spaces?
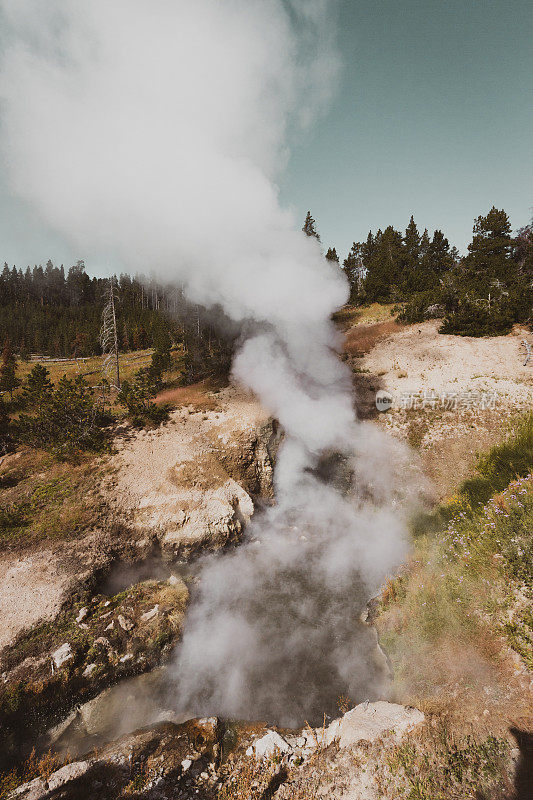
51, 643, 73, 670
246, 729, 292, 758
317, 701, 425, 749
160, 480, 254, 558
117, 615, 134, 631
11, 777, 47, 799
46, 761, 92, 791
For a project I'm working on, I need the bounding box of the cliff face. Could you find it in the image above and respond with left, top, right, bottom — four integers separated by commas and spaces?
104, 386, 281, 559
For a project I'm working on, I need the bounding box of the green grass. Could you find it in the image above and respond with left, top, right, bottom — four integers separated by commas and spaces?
0, 449, 103, 549
384, 729, 510, 800
411, 411, 533, 536
379, 411, 533, 740
459, 412, 533, 507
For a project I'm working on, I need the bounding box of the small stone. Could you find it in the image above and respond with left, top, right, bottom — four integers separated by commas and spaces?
94, 637, 111, 649
52, 643, 74, 670
76, 607, 88, 623
251, 730, 292, 759
118, 615, 134, 631
200, 772, 208, 780
181, 758, 192, 772
120, 653, 133, 663
141, 604, 159, 622
168, 575, 180, 586
105, 622, 114, 631
83, 663, 97, 678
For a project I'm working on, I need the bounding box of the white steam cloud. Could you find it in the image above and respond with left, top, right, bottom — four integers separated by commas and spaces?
0, 0, 414, 726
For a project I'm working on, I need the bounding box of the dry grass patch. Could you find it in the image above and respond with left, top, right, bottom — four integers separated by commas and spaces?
344, 319, 402, 357
155, 379, 219, 410
0, 448, 104, 551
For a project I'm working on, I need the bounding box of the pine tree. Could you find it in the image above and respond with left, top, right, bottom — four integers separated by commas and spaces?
400, 215, 422, 293
302, 211, 321, 241
463, 206, 513, 284
23, 364, 53, 413
0, 395, 11, 454
363, 226, 403, 302
0, 339, 20, 400
325, 247, 339, 263
343, 243, 365, 300
428, 230, 453, 275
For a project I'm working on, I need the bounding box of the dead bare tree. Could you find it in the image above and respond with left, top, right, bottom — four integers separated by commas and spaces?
100, 276, 121, 389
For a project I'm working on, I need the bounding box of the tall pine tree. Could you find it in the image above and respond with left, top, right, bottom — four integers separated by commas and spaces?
302, 211, 321, 241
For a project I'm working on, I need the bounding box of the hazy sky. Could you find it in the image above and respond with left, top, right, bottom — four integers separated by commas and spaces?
283, 0, 533, 259
0, 0, 531, 273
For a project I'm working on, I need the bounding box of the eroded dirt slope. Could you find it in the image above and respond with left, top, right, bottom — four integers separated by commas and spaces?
347, 317, 533, 497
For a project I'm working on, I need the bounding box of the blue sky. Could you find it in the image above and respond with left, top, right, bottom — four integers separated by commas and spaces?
282, 0, 533, 259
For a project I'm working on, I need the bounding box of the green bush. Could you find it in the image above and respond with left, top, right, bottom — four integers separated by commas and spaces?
17, 374, 107, 458
399, 290, 442, 323
118, 373, 169, 427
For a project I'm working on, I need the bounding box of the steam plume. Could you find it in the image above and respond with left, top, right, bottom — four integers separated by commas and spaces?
0, 0, 413, 726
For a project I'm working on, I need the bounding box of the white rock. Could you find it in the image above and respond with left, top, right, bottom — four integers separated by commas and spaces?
11, 776, 46, 799
120, 653, 133, 663
316, 701, 425, 749
76, 607, 88, 623
168, 574, 180, 586
118, 614, 134, 631
181, 758, 192, 772
47, 761, 91, 791
141, 604, 159, 622
249, 730, 292, 759
52, 643, 74, 669
105, 622, 114, 631
83, 663, 97, 678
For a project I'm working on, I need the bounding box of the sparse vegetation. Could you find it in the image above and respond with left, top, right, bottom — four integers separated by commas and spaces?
382, 728, 511, 800
378, 414, 533, 762
0, 450, 102, 549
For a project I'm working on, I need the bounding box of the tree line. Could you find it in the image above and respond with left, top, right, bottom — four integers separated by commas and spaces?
303, 207, 533, 335
0, 260, 186, 357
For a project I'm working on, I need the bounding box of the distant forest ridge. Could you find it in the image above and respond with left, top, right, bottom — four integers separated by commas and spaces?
0, 261, 191, 357
2, 204, 532, 355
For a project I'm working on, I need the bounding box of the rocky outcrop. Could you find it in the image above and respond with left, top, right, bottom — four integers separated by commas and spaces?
12, 717, 222, 800
11, 703, 425, 799
0, 577, 189, 772
159, 478, 254, 559
106, 387, 280, 559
